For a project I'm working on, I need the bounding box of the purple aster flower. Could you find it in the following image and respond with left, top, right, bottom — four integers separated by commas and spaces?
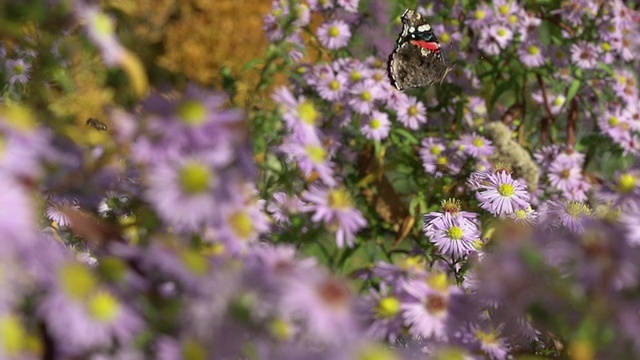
272, 87, 322, 142
456, 323, 511, 360
570, 41, 599, 69
400, 275, 461, 340
280, 271, 357, 344
317, 20, 351, 50
308, 0, 335, 11
620, 200, 640, 246
466, 3, 494, 30
40, 261, 144, 353
477, 30, 503, 56
361, 110, 391, 141
533, 144, 561, 170
456, 133, 495, 158
46, 196, 80, 227
302, 185, 367, 248
359, 284, 404, 341
487, 24, 514, 49
145, 153, 230, 231
475, 171, 530, 216
5, 58, 31, 85
75, 4, 127, 66
280, 134, 337, 186
369, 257, 429, 283
538, 200, 592, 234
267, 192, 304, 225
595, 169, 640, 208
423, 212, 480, 259
518, 40, 545, 67
547, 157, 582, 193
217, 184, 271, 254
519, 13, 542, 41
599, 104, 634, 141
316, 72, 348, 101
337, 0, 359, 12
462, 96, 488, 126
396, 96, 427, 130
508, 206, 538, 225
419, 137, 449, 176
348, 79, 382, 115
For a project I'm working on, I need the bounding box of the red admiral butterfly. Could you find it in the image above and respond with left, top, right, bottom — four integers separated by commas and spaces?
388, 9, 452, 91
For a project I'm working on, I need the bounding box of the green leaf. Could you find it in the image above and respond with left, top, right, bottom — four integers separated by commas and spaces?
392, 128, 420, 145
488, 80, 513, 112
241, 58, 263, 74
565, 77, 582, 105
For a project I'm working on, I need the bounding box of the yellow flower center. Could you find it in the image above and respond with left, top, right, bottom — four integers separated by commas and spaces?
269, 318, 293, 341
475, 9, 486, 20
297, 101, 319, 125
498, 183, 515, 197
408, 106, 418, 116
180, 248, 209, 275
361, 91, 372, 102
329, 80, 341, 91
427, 273, 449, 292
618, 173, 638, 193
436, 156, 448, 165
228, 210, 254, 240
94, 12, 115, 36
88, 291, 121, 322
440, 32, 452, 44
178, 100, 208, 126
430, 146, 443, 156
476, 329, 500, 345
566, 202, 591, 218
60, 263, 97, 299
609, 116, 620, 127
370, 118, 381, 129
183, 339, 207, 360
306, 145, 327, 163
377, 296, 401, 318
602, 42, 612, 52
499, 5, 510, 15
179, 162, 212, 195
447, 226, 464, 240
329, 26, 340, 38
472, 137, 485, 147
0, 315, 28, 355
351, 71, 362, 82
327, 187, 353, 210
528, 45, 540, 55
497, 28, 507, 37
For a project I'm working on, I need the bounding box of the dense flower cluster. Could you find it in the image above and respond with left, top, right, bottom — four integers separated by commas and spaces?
0, 0, 638, 359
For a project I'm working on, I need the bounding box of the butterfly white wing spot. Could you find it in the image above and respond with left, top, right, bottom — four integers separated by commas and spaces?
408, 26, 415, 33
417, 24, 431, 32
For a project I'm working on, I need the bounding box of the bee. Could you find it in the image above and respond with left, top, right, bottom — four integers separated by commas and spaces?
86, 118, 108, 132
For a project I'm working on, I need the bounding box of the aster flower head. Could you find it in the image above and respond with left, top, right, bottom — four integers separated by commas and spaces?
76, 4, 127, 66
595, 169, 640, 208
400, 274, 461, 340
145, 153, 229, 231
419, 137, 450, 176
267, 192, 305, 225
396, 96, 427, 130
217, 185, 271, 254
46, 196, 80, 227
359, 284, 404, 341
475, 170, 530, 216
518, 40, 545, 67
40, 261, 144, 353
423, 212, 481, 259
466, 3, 494, 30
273, 87, 322, 142
317, 20, 352, 50
316, 72, 348, 101
5, 58, 31, 85
348, 79, 382, 115
361, 110, 391, 141
571, 41, 599, 69
456, 133, 495, 159
302, 185, 367, 248
538, 200, 593, 234
280, 134, 337, 186
488, 24, 514, 50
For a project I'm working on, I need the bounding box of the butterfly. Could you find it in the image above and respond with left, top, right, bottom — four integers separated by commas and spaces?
387, 9, 453, 91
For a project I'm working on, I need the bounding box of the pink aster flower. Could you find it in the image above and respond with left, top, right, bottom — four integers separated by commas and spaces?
272, 87, 322, 142
547, 157, 582, 193
316, 72, 348, 101
302, 185, 367, 248
337, 0, 359, 12
455, 133, 495, 158
570, 41, 599, 69
538, 200, 593, 234
5, 58, 31, 85
396, 96, 427, 130
280, 134, 337, 186
518, 40, 545, 67
317, 20, 352, 50
361, 110, 391, 141
475, 171, 530, 216
349, 79, 382, 115
487, 24, 514, 49
423, 212, 480, 259
217, 185, 271, 254
400, 276, 461, 340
